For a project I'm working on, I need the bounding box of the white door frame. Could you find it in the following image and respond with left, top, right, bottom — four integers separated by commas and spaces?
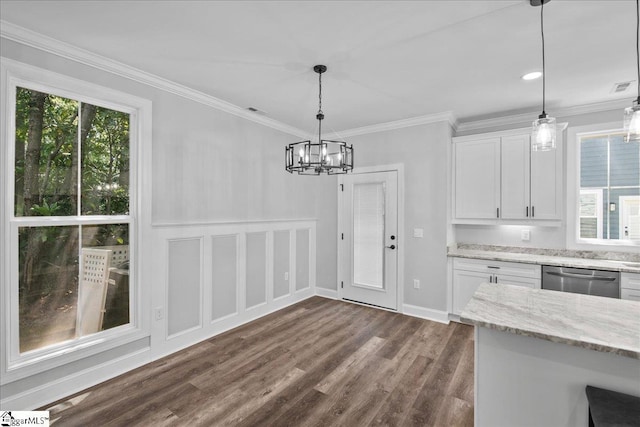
337, 164, 405, 312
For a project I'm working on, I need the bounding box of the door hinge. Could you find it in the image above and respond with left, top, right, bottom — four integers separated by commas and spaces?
341, 281, 344, 288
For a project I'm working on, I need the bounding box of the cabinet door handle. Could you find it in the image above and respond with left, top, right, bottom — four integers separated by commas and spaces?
497, 207, 500, 218
532, 206, 535, 217
489, 275, 493, 283
526, 206, 529, 217
494, 275, 498, 284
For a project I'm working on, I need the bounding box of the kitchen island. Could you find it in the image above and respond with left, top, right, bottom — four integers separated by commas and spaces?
461, 283, 640, 427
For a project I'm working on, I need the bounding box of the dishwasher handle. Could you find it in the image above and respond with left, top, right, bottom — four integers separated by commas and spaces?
545, 271, 617, 281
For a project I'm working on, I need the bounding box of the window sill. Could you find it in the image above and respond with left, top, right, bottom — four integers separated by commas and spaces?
2, 325, 149, 385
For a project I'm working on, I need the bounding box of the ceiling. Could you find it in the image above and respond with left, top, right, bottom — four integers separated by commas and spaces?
0, 1, 636, 135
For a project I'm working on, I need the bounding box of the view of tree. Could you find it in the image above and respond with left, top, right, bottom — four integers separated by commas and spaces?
15, 87, 130, 352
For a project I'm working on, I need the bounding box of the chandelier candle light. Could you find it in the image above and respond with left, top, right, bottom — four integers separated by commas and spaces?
285, 65, 354, 175
531, 0, 556, 151
624, 0, 640, 143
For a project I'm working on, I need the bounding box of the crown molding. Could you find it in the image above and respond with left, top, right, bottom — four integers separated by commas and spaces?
326, 111, 457, 139
456, 98, 630, 134
0, 20, 308, 138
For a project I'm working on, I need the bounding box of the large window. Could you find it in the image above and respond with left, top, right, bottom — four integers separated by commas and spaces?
579, 131, 640, 243
2, 60, 149, 378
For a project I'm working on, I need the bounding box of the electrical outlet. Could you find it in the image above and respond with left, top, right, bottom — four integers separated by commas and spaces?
413, 279, 420, 289
413, 228, 424, 238
521, 229, 531, 241
154, 307, 163, 321
284, 272, 289, 281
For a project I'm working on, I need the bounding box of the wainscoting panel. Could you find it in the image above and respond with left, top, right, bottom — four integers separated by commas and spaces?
273, 230, 290, 299
296, 228, 310, 291
152, 220, 316, 360
167, 238, 203, 337
211, 234, 238, 321
246, 232, 267, 309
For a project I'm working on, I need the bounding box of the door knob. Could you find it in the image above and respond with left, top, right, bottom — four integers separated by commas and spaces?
390, 235, 396, 240
386, 245, 396, 250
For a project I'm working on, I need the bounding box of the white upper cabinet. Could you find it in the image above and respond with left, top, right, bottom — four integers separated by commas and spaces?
454, 138, 501, 219
453, 126, 564, 224
501, 135, 531, 220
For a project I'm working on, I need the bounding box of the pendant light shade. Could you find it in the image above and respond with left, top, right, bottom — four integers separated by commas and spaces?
531, 0, 556, 151
624, 0, 640, 143
624, 101, 640, 143
285, 65, 354, 175
532, 114, 556, 151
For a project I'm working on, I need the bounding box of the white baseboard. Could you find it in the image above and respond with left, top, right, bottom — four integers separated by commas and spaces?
315, 286, 338, 300
402, 304, 450, 324
0, 348, 151, 411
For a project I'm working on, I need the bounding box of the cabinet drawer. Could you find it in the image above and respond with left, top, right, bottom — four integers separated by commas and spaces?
621, 272, 640, 291
621, 288, 640, 301
452, 257, 541, 279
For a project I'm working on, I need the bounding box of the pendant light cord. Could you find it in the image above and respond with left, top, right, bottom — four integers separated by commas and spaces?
318, 70, 323, 142
636, 0, 639, 103
541, 1, 546, 115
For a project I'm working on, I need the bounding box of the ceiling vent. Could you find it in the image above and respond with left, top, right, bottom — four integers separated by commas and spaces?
612, 81, 634, 94
246, 107, 267, 115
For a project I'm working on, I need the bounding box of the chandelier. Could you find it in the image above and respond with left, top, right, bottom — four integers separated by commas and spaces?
285, 65, 354, 175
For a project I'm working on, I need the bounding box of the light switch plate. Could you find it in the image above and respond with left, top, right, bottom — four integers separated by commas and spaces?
521, 229, 531, 241
413, 228, 424, 238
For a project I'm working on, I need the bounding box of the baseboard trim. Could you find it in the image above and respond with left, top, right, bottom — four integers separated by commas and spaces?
0, 348, 151, 410
402, 304, 450, 324
314, 287, 338, 300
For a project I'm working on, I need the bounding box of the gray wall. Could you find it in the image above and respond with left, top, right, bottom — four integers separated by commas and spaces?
0, 36, 338, 406
346, 121, 452, 311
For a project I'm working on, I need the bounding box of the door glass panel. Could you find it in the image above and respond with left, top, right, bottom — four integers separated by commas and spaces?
353, 182, 385, 289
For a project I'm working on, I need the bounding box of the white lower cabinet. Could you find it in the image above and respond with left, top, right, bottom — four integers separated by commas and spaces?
621, 272, 640, 301
452, 257, 541, 316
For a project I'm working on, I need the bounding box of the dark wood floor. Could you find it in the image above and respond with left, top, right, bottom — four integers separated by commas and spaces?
44, 297, 474, 426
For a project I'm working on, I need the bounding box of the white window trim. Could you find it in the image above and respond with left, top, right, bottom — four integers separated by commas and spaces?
619, 195, 640, 241
1, 58, 152, 384
567, 122, 640, 250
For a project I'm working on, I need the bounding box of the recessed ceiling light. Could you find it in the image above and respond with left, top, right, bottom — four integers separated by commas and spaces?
522, 71, 543, 81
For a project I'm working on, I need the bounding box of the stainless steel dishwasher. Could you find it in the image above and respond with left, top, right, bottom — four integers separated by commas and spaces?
541, 266, 620, 299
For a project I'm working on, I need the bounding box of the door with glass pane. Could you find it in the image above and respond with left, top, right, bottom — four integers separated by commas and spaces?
340, 171, 398, 310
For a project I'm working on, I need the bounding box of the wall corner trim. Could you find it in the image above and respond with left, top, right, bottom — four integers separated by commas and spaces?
402, 304, 450, 324
0, 20, 308, 138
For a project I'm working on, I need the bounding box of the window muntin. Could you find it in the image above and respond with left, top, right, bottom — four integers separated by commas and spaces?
12, 86, 132, 356
578, 131, 640, 243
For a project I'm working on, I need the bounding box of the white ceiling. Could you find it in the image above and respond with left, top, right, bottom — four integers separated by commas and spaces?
0, 1, 636, 134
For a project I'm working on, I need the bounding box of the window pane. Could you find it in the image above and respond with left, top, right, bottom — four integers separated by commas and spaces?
80, 224, 130, 332
19, 226, 79, 353
580, 218, 598, 239
15, 88, 79, 217
610, 134, 640, 187
579, 193, 597, 217
353, 182, 384, 289
81, 105, 130, 215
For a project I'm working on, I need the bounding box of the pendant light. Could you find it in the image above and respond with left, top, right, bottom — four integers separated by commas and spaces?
624, 0, 640, 143
531, 0, 556, 152
285, 65, 354, 175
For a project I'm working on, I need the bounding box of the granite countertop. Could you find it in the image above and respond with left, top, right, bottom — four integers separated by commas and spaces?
461, 282, 640, 359
448, 247, 640, 273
